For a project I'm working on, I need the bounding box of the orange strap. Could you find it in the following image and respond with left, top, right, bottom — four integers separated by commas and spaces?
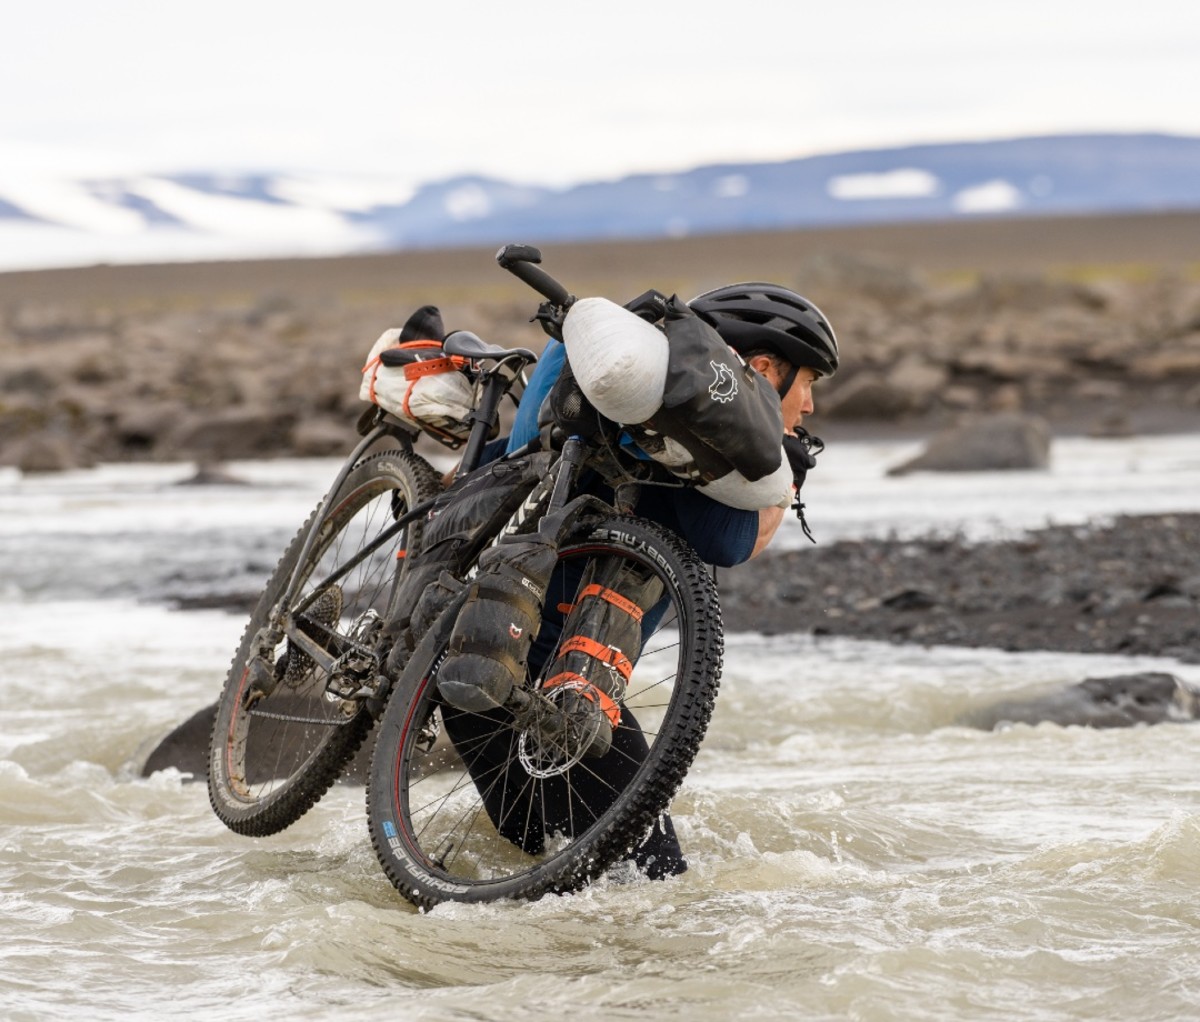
360, 339, 467, 405
558, 635, 633, 680
577, 583, 644, 621
401, 379, 416, 421
399, 377, 466, 444
403, 355, 459, 381
362, 354, 384, 403
542, 673, 622, 729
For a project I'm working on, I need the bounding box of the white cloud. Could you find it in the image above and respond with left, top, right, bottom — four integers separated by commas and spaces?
3, 2, 1198, 188
827, 168, 941, 200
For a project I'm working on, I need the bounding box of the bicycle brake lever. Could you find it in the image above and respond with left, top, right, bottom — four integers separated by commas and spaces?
532, 300, 566, 341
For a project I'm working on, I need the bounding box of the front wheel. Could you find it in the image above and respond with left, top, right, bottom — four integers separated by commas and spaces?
367, 515, 723, 910
208, 448, 441, 836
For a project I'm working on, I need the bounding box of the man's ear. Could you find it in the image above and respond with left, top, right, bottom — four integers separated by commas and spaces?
745, 354, 777, 380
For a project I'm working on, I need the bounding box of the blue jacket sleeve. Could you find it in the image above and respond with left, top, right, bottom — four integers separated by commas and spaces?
505, 340, 565, 455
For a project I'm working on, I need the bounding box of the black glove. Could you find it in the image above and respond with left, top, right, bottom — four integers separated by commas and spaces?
781, 429, 824, 542
782, 429, 824, 492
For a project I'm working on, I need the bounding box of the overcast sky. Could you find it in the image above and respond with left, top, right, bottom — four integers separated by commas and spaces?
3, 0, 1199, 187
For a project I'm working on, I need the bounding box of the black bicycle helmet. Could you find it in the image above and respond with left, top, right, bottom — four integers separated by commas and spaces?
689, 282, 839, 379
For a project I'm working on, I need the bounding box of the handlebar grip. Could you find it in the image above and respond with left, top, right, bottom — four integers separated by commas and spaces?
495, 243, 542, 269
495, 243, 574, 308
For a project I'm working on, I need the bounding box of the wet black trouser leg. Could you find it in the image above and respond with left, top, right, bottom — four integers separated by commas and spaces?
441, 702, 686, 878
439, 554, 685, 879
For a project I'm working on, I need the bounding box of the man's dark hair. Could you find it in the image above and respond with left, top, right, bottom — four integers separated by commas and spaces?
739, 349, 789, 374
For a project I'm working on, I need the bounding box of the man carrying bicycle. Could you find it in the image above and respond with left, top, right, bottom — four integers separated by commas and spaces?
442, 280, 840, 880
208, 243, 842, 907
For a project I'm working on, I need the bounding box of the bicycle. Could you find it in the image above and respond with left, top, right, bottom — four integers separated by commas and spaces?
207, 245, 724, 909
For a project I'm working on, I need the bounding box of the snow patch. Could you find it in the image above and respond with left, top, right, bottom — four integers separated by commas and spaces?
953, 179, 1023, 213
827, 168, 941, 201
0, 178, 144, 234
125, 178, 361, 241
268, 176, 416, 212
713, 174, 749, 199
0, 213, 378, 273
443, 184, 492, 221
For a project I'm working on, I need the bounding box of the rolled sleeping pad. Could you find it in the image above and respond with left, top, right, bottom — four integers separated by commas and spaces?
633, 431, 795, 511
563, 297, 669, 424
700, 456, 794, 510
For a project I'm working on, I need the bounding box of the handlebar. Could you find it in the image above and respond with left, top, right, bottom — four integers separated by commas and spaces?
495, 244, 574, 309
496, 243, 671, 331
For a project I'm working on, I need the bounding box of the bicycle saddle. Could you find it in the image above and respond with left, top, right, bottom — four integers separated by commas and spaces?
443, 330, 538, 363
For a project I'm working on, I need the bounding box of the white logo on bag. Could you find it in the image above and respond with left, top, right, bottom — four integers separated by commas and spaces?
509, 623, 523, 639
708, 361, 737, 403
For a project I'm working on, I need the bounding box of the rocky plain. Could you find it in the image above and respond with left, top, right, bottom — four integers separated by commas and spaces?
2, 211, 1199, 666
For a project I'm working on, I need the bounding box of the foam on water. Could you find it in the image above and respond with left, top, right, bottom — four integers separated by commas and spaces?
3, 437, 1200, 1020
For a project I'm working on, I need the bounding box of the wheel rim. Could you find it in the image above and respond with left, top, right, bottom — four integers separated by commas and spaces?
222, 470, 416, 806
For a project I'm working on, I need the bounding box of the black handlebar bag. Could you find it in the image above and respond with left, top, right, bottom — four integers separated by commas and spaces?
641, 297, 784, 483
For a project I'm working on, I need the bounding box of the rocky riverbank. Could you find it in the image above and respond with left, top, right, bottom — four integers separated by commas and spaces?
2, 216, 1200, 472
720, 512, 1200, 663
3, 222, 1198, 664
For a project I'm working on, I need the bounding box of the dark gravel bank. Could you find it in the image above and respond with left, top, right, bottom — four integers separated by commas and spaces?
719, 513, 1200, 663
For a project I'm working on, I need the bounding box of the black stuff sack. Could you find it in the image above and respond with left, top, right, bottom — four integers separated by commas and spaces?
434, 495, 603, 713
434, 531, 558, 712
540, 556, 664, 758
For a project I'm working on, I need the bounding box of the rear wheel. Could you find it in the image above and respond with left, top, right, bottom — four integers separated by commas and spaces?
367, 515, 722, 909
208, 449, 441, 836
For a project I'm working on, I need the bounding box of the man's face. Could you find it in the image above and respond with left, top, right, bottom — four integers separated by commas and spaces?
750, 358, 819, 435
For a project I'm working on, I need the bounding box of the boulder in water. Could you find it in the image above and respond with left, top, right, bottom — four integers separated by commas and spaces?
964, 672, 1200, 730
888, 412, 1051, 475
139, 701, 376, 783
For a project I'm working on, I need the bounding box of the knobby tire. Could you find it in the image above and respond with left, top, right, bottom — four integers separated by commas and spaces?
366, 515, 723, 910
208, 449, 441, 836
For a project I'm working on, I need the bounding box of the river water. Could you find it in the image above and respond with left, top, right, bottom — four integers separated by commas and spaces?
3, 435, 1200, 1021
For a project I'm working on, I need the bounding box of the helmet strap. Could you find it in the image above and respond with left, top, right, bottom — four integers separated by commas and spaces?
777, 363, 800, 399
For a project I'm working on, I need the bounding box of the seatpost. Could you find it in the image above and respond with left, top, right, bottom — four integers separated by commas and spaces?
458, 372, 508, 474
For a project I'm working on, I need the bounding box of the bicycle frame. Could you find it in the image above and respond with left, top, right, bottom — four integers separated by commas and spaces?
248, 243, 649, 712
263, 351, 539, 679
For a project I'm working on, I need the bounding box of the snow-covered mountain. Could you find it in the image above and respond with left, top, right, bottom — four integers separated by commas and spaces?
2, 133, 1198, 272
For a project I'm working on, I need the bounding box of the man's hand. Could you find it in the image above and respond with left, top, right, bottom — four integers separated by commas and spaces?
782, 429, 824, 492
782, 429, 824, 542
